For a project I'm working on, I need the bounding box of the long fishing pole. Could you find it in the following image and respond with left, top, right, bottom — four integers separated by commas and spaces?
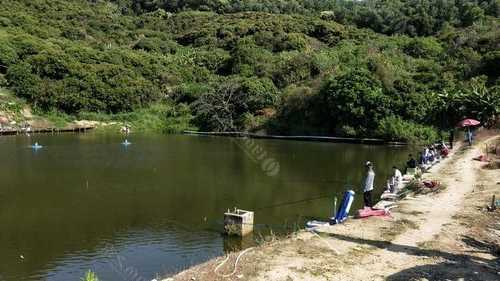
253, 193, 333, 211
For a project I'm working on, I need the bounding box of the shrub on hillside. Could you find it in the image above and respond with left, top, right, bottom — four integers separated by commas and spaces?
272, 52, 320, 88
376, 116, 440, 143
403, 37, 444, 59
133, 37, 177, 54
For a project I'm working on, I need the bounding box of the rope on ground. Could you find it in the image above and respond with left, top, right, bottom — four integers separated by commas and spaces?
214, 247, 254, 278
308, 230, 340, 255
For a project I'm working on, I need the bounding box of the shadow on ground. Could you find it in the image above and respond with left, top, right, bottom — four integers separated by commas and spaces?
327, 233, 500, 281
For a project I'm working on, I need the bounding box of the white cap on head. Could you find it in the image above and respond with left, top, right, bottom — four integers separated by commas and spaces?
365, 161, 372, 167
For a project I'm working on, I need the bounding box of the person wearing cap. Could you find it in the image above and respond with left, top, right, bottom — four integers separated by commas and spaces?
363, 161, 375, 208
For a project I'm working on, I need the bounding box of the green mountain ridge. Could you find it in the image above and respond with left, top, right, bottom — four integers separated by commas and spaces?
0, 0, 498, 141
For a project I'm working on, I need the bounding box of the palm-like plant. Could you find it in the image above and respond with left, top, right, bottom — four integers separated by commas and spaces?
435, 77, 499, 129
458, 77, 500, 128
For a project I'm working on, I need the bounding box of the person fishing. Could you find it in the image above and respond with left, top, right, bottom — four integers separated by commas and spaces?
406, 154, 417, 174
418, 151, 425, 167
386, 166, 403, 194
363, 161, 375, 208
426, 146, 434, 164
448, 130, 454, 149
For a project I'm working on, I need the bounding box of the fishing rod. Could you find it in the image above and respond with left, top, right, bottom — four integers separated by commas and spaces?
253, 193, 333, 211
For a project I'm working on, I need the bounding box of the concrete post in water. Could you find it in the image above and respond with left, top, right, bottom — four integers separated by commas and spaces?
224, 208, 254, 236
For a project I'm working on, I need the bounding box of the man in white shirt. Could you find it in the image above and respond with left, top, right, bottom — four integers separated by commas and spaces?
424, 147, 430, 164
363, 161, 375, 208
386, 166, 403, 193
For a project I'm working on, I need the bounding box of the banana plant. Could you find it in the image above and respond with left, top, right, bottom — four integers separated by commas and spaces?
459, 77, 500, 128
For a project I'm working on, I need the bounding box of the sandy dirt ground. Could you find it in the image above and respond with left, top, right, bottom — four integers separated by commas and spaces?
166, 134, 500, 281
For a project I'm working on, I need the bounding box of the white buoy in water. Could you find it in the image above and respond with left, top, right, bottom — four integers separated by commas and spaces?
31, 142, 43, 149
122, 139, 131, 146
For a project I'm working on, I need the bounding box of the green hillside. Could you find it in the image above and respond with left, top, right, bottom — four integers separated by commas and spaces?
0, 0, 498, 141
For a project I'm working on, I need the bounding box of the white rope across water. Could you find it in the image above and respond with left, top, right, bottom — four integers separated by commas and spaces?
214, 247, 254, 278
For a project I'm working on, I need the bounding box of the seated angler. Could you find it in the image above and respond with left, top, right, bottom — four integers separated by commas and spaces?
386, 166, 403, 194
406, 154, 417, 175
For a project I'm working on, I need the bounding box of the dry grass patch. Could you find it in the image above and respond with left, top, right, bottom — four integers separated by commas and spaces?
380, 219, 420, 241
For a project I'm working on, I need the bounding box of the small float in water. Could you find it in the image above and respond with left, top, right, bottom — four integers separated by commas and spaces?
121, 139, 132, 146
30, 142, 43, 150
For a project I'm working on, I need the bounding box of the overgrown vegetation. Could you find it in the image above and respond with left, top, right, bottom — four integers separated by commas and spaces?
0, 87, 28, 123
0, 0, 499, 140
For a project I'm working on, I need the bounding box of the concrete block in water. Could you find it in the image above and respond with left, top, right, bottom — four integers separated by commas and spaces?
224, 209, 254, 236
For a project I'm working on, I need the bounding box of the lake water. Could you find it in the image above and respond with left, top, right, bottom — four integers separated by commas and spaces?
0, 133, 411, 281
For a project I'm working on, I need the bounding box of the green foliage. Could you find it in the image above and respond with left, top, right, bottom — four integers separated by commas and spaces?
79, 102, 195, 133
41, 109, 73, 128
375, 116, 440, 143
0, 0, 498, 140
0, 87, 27, 121
120, 0, 498, 36
403, 37, 443, 59
81, 270, 99, 281
269, 86, 329, 135
0, 43, 18, 67
455, 77, 500, 127
482, 50, 500, 77
230, 40, 275, 77
320, 69, 391, 135
132, 37, 178, 54
272, 52, 319, 88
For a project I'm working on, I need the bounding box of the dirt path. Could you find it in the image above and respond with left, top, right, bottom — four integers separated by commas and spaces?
330, 139, 495, 280
168, 136, 500, 281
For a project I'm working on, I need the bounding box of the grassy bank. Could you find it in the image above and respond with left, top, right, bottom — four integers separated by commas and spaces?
77, 102, 196, 133
0, 86, 194, 133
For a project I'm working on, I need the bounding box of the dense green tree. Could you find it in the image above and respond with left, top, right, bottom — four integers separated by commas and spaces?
0, 0, 497, 140
320, 70, 392, 136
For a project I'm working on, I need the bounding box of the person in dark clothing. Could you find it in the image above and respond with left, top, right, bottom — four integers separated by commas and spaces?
406, 154, 417, 174
363, 191, 373, 208
448, 130, 454, 149
406, 154, 417, 169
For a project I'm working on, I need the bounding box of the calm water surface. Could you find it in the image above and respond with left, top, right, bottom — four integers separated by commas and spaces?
0, 133, 411, 281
